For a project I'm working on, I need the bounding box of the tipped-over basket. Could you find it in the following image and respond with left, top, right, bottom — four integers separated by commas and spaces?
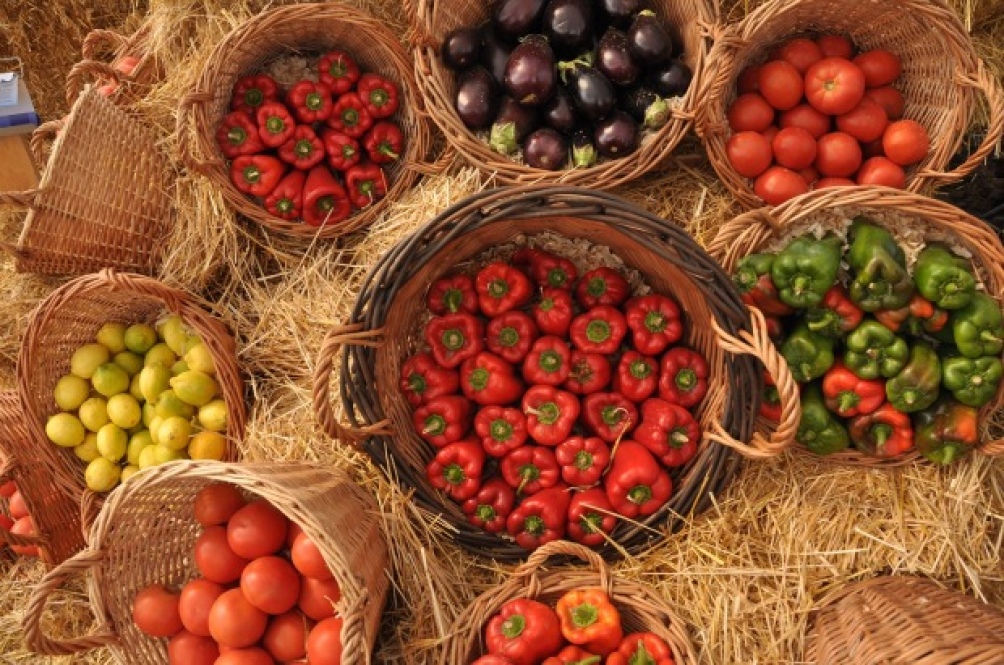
708, 185, 1004, 466
804, 575, 1004, 663
410, 0, 715, 189
178, 2, 433, 241
22, 460, 389, 664
695, 0, 1004, 209
65, 20, 161, 107
313, 185, 799, 560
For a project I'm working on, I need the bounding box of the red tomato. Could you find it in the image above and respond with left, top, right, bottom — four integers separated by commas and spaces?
757, 60, 804, 111
856, 156, 906, 188
779, 38, 823, 74
836, 98, 888, 142
815, 132, 863, 177
882, 119, 930, 166
167, 630, 219, 665
179, 578, 225, 637
737, 65, 761, 94
193, 483, 245, 527
754, 166, 809, 205
853, 49, 902, 88
10, 516, 38, 557
194, 526, 249, 584
286, 521, 304, 548
761, 125, 780, 144
815, 177, 856, 189
133, 585, 184, 638
864, 87, 905, 120
772, 127, 818, 170
299, 576, 341, 621
805, 58, 866, 115
799, 166, 820, 186
816, 35, 854, 60
726, 131, 773, 178
264, 610, 311, 662
227, 500, 289, 560
291, 532, 334, 580
214, 648, 275, 665
209, 588, 269, 648
306, 617, 344, 665
0, 480, 15, 498
8, 491, 28, 520
780, 103, 831, 139
728, 93, 775, 133
241, 556, 301, 615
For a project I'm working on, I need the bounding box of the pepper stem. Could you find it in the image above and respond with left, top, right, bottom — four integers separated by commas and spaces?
547, 268, 569, 288
670, 428, 690, 448
407, 373, 427, 397
490, 419, 513, 443
806, 312, 836, 332
498, 326, 520, 348
675, 368, 697, 391
423, 414, 446, 436
500, 613, 526, 639
570, 602, 599, 629
244, 88, 263, 107
295, 139, 313, 157
523, 515, 545, 536
469, 367, 490, 391
528, 401, 560, 425
441, 328, 466, 351
574, 450, 594, 471
242, 165, 261, 184
443, 463, 465, 486
837, 392, 859, 415
539, 297, 555, 313
265, 116, 285, 135
981, 330, 1002, 343
586, 319, 611, 343
644, 311, 666, 334
227, 126, 247, 146
475, 504, 496, 523
587, 277, 607, 298
369, 88, 389, 107
443, 288, 464, 313
276, 198, 294, 214
539, 350, 563, 374
488, 278, 510, 299
601, 405, 626, 426
306, 92, 324, 110
342, 108, 359, 126
791, 275, 811, 296
871, 424, 892, 451
630, 359, 652, 380
516, 464, 539, 494
628, 484, 652, 505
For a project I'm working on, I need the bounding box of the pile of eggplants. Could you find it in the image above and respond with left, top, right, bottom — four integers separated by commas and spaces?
442, 0, 692, 170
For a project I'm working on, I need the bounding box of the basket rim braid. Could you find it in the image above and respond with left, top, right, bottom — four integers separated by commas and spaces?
66, 20, 161, 107
439, 540, 698, 664
707, 184, 1004, 467
21, 460, 389, 663
313, 184, 801, 561
693, 0, 1004, 210
804, 575, 1004, 664
0, 86, 172, 276
177, 2, 435, 241
410, 0, 716, 189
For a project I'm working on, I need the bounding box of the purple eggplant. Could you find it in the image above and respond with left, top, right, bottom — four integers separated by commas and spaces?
594, 110, 638, 157
627, 10, 674, 66
648, 60, 692, 97
492, 0, 547, 42
489, 96, 539, 154
524, 128, 568, 170
481, 27, 513, 84
543, 0, 594, 57
600, 0, 650, 28
596, 27, 639, 86
504, 34, 557, 106
543, 87, 578, 134
571, 129, 597, 167
455, 67, 501, 130
620, 86, 669, 129
558, 57, 616, 122
442, 27, 483, 71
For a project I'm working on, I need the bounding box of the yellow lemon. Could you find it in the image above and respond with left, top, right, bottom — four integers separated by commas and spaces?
137, 444, 159, 469
144, 343, 177, 368
127, 430, 153, 466
130, 373, 144, 401
78, 397, 109, 432
155, 389, 195, 419
124, 323, 158, 355
148, 416, 164, 445
171, 360, 189, 376
142, 402, 156, 427
184, 343, 216, 375
74, 433, 100, 462
95, 322, 127, 354
114, 351, 144, 377
54, 374, 90, 411
170, 371, 218, 407
91, 363, 130, 397
46, 413, 86, 447
139, 365, 171, 404
197, 400, 228, 432
96, 423, 128, 462
85, 457, 121, 492
158, 416, 193, 451
107, 394, 141, 429
153, 444, 187, 465
71, 343, 110, 379
188, 431, 227, 461
120, 465, 140, 483
158, 315, 190, 356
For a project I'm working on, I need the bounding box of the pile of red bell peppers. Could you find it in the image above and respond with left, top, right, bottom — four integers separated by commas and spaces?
216, 51, 403, 226
404, 247, 710, 551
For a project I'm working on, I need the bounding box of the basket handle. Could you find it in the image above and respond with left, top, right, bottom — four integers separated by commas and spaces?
30, 119, 65, 166
176, 91, 222, 175
312, 323, 393, 448
406, 0, 439, 50
407, 144, 456, 177
81, 29, 128, 61
22, 549, 117, 655
707, 307, 800, 459
65, 60, 122, 107
512, 541, 612, 596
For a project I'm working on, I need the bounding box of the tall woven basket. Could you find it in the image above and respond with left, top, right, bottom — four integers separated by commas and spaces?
177, 3, 433, 241
695, 0, 1004, 209
314, 185, 800, 560
707, 185, 1004, 467
410, 0, 715, 189
65, 20, 161, 107
804, 576, 1004, 663
0, 85, 171, 275
441, 541, 697, 663
22, 461, 389, 664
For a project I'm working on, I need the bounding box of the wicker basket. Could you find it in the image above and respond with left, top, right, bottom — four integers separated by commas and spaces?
0, 85, 171, 276
440, 540, 697, 663
65, 21, 160, 107
410, 0, 715, 189
694, 0, 1004, 209
804, 576, 1004, 664
707, 185, 1004, 466
313, 185, 800, 560
177, 3, 434, 241
22, 460, 389, 663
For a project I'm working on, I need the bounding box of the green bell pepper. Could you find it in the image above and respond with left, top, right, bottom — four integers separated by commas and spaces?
770, 234, 842, 308
952, 293, 1004, 358
913, 243, 976, 310
781, 322, 835, 383
844, 320, 910, 380
734, 253, 794, 317
796, 382, 850, 455
846, 218, 914, 312
884, 341, 941, 413
942, 355, 1002, 407
914, 397, 978, 465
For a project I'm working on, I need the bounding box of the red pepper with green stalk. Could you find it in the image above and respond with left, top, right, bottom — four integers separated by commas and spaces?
523, 336, 572, 386
264, 170, 306, 220
523, 386, 580, 446
425, 438, 484, 501
582, 392, 638, 443
613, 352, 659, 403
462, 477, 516, 533
363, 121, 404, 164
256, 101, 296, 148
460, 352, 523, 406
523, 249, 578, 290
733, 253, 794, 317
475, 406, 528, 458
501, 445, 560, 495
604, 441, 672, 518
345, 161, 388, 208
543, 646, 601, 665
577, 267, 630, 308
633, 397, 701, 467
231, 155, 285, 197
555, 436, 610, 486
412, 395, 472, 447
328, 92, 374, 138
607, 633, 675, 665
624, 295, 683, 356
533, 287, 575, 337
567, 488, 617, 547
302, 165, 351, 226
570, 306, 628, 355
357, 73, 400, 118
565, 352, 612, 395
318, 50, 360, 95
399, 352, 459, 407
230, 74, 279, 114
487, 311, 539, 363
658, 347, 709, 409
216, 111, 266, 159
287, 80, 333, 123
278, 125, 326, 170
806, 285, 864, 339
477, 262, 534, 317
759, 370, 782, 422
428, 274, 479, 316
485, 598, 564, 665
822, 362, 885, 418
556, 588, 623, 655
322, 130, 361, 172
848, 403, 914, 457
425, 312, 484, 368
505, 486, 571, 550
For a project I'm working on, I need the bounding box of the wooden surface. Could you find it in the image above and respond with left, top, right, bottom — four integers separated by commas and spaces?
0, 135, 38, 191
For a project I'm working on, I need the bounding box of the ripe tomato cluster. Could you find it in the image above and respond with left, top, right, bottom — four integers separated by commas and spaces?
0, 480, 38, 557
726, 35, 931, 205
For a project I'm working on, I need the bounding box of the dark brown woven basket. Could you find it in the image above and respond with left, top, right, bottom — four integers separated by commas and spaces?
313, 185, 800, 560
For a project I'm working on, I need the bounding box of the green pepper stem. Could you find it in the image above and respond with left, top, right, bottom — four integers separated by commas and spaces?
475, 504, 496, 522
570, 602, 599, 629
644, 311, 666, 334
792, 275, 811, 296
574, 450, 594, 471
675, 368, 697, 391
501, 613, 526, 639
628, 484, 652, 505
443, 463, 465, 485
498, 326, 519, 347
469, 367, 490, 391
806, 312, 835, 332
443, 288, 464, 313
490, 419, 513, 442
441, 328, 466, 351
630, 360, 652, 380
981, 331, 1002, 343
523, 515, 545, 536
547, 268, 568, 288
837, 392, 859, 414
227, 126, 247, 146
586, 319, 611, 343
488, 278, 510, 299
423, 414, 446, 436
871, 424, 892, 450
539, 350, 563, 374
527, 401, 560, 425
670, 428, 690, 448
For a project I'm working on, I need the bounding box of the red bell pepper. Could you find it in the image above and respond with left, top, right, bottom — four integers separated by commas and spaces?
848, 403, 915, 457
357, 73, 400, 118
400, 352, 460, 407
505, 486, 571, 550
473, 657, 517, 665
624, 295, 683, 356
570, 306, 628, 355
582, 392, 638, 443
533, 287, 575, 338
658, 347, 709, 409
765, 315, 784, 340
363, 121, 404, 164
522, 386, 580, 446
462, 477, 516, 533
216, 111, 266, 159
486, 598, 564, 665
413, 395, 473, 447
734, 253, 795, 317
303, 165, 351, 226
322, 129, 361, 172
555, 588, 623, 655
425, 438, 484, 501
607, 633, 675, 665
487, 311, 539, 364
875, 293, 950, 335
524, 249, 578, 290
256, 101, 296, 148
428, 274, 479, 316
543, 646, 601, 665
501, 445, 560, 495
460, 352, 523, 406
633, 398, 701, 467
327, 92, 373, 138
523, 336, 572, 386
806, 285, 864, 338
576, 267, 630, 308
564, 352, 612, 395
318, 50, 361, 95
567, 489, 617, 548
604, 441, 672, 519
345, 161, 388, 208
476, 262, 534, 317
264, 169, 306, 220
230, 74, 279, 114
613, 352, 659, 403
759, 371, 782, 422
474, 406, 528, 458
822, 361, 885, 418
425, 313, 484, 369
287, 80, 333, 123
555, 436, 610, 487
231, 155, 284, 197
278, 125, 326, 170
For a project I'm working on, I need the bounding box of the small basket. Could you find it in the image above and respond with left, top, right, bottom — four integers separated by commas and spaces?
695, 0, 1004, 209
22, 460, 389, 663
0, 85, 172, 276
804, 576, 1004, 663
440, 540, 697, 663
410, 0, 715, 189
65, 21, 161, 107
313, 185, 800, 560
707, 185, 1004, 466
177, 2, 434, 241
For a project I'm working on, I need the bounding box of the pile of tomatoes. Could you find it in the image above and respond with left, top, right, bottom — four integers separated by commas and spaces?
0, 480, 38, 557
726, 34, 930, 205
131, 483, 343, 665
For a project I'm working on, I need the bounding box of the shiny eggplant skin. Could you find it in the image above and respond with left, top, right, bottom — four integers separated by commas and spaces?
504, 34, 558, 106
627, 10, 674, 66
600, 0, 649, 28
647, 60, 692, 97
492, 0, 548, 42
594, 110, 639, 157
560, 58, 616, 122
480, 27, 513, 83
455, 67, 501, 129
596, 27, 639, 85
542, 87, 578, 133
524, 128, 569, 170
489, 96, 540, 154
543, 0, 594, 57
442, 27, 483, 71
619, 85, 668, 129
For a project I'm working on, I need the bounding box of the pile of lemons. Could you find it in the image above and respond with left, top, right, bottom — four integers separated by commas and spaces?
45, 315, 229, 493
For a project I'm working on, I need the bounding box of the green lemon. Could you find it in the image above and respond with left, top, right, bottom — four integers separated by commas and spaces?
197, 399, 228, 432
71, 343, 111, 379
78, 397, 109, 432
91, 363, 130, 397
114, 351, 144, 377
54, 374, 90, 411
85, 457, 120, 492
188, 431, 227, 460
170, 371, 218, 407
139, 365, 172, 404
156, 389, 195, 419
171, 360, 189, 376
95, 322, 127, 354
96, 423, 128, 462
144, 343, 177, 368
107, 394, 141, 429
138, 444, 159, 469
153, 444, 187, 465
124, 324, 158, 355
148, 416, 164, 445
184, 343, 216, 375
46, 412, 86, 447
142, 402, 156, 427
158, 315, 190, 356
74, 433, 100, 462
158, 416, 193, 451
127, 430, 153, 466
120, 465, 140, 483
